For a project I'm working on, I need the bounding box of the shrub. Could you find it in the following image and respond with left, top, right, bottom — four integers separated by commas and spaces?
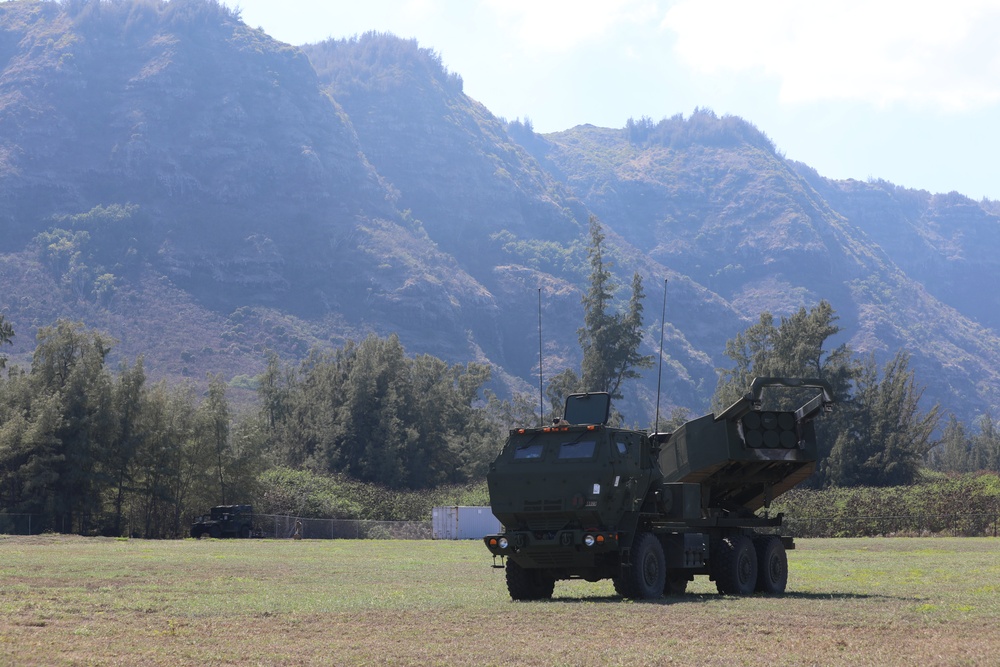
772, 473, 1000, 537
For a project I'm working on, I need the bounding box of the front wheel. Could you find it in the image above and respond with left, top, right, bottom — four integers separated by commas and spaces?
505, 560, 555, 601
613, 532, 665, 600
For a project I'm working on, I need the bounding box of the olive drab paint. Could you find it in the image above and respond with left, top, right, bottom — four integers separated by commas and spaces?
484, 378, 835, 600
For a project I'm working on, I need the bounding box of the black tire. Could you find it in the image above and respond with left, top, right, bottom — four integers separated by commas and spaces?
613, 532, 665, 600
505, 560, 555, 601
713, 534, 758, 596
239, 524, 252, 539
664, 571, 689, 596
753, 535, 788, 594
612, 574, 631, 598
190, 527, 203, 539
208, 524, 222, 539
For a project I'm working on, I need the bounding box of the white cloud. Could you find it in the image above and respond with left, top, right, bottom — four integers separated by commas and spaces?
661, 0, 1000, 111
397, 0, 446, 23
481, 0, 662, 54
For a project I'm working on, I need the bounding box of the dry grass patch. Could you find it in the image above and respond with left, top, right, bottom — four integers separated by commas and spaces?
0, 535, 997, 666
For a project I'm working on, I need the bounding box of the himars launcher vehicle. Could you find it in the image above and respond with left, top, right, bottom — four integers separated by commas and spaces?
484, 377, 834, 600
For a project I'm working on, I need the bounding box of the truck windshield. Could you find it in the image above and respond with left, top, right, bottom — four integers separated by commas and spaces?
558, 440, 596, 459
513, 443, 544, 459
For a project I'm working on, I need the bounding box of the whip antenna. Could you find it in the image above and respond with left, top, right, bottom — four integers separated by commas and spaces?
654, 278, 667, 433
538, 287, 544, 427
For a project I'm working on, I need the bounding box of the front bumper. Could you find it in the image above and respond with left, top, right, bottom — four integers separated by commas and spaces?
484, 528, 620, 567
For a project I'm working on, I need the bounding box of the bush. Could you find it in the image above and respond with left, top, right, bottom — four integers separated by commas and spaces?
255, 467, 489, 521
772, 473, 1000, 537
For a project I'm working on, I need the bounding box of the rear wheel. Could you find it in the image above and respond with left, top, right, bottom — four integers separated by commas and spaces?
505, 560, 555, 601
613, 532, 665, 600
713, 534, 757, 596
753, 535, 788, 594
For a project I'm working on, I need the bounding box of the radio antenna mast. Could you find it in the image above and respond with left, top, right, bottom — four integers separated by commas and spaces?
538, 287, 544, 427
654, 278, 668, 433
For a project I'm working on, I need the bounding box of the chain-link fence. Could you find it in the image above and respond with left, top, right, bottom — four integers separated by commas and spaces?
2, 512, 998, 539
254, 514, 432, 540
782, 512, 1000, 538
0, 513, 433, 539
0, 513, 37, 535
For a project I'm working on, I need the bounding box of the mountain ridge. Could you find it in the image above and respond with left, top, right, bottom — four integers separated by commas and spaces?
1, 1, 998, 427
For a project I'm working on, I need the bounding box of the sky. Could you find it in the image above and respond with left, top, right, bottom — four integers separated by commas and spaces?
227, 0, 1000, 201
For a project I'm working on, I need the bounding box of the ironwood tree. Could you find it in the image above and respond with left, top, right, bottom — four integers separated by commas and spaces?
548, 216, 653, 419
827, 352, 939, 486
713, 302, 939, 487
257, 333, 496, 489
0, 315, 12, 369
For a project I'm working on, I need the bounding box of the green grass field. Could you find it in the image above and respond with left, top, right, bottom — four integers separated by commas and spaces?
1, 535, 998, 666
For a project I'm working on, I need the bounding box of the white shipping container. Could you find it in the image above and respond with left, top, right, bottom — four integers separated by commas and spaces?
431, 506, 501, 540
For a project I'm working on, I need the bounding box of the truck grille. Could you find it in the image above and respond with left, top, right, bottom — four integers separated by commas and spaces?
523, 518, 568, 531
529, 552, 577, 567
523, 498, 563, 512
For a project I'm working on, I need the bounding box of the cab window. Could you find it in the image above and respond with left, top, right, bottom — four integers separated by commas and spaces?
513, 443, 544, 460
558, 440, 596, 459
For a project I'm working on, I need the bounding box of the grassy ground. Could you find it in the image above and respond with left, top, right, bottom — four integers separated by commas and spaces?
1, 535, 998, 666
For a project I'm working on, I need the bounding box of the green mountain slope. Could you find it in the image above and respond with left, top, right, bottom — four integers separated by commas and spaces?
532, 117, 1000, 416
0, 1, 523, 393
1, 1, 999, 425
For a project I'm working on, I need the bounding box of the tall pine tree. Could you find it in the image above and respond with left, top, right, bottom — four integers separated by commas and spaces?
578, 216, 653, 399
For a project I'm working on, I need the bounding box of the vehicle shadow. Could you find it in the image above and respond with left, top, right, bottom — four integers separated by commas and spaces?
779, 590, 897, 601
547, 590, 891, 605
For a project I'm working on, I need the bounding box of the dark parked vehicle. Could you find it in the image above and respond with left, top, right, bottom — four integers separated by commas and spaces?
190, 504, 255, 539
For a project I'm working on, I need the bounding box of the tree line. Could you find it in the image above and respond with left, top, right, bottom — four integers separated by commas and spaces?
929, 413, 1000, 474
0, 320, 259, 536
0, 317, 498, 537
0, 218, 996, 538
710, 300, 942, 488
624, 109, 777, 154
256, 334, 498, 489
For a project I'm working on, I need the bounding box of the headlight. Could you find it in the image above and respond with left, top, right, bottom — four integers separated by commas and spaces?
583, 534, 596, 547
498, 537, 509, 550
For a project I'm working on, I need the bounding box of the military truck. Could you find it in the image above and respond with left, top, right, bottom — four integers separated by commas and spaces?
190, 504, 255, 539
483, 377, 834, 600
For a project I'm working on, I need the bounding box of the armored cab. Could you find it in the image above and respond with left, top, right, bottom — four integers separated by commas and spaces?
484, 377, 834, 601
486, 392, 650, 578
